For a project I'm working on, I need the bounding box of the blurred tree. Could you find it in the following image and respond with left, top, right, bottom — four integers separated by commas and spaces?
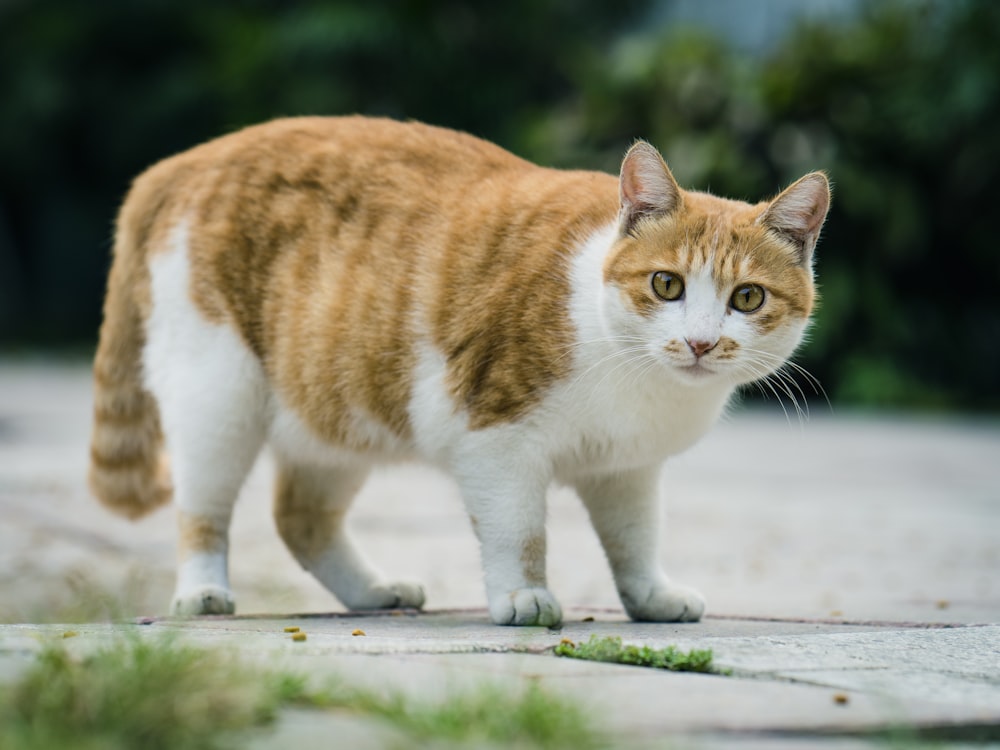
0, 0, 644, 344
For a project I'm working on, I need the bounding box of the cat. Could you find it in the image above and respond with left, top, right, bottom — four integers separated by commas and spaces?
89, 116, 829, 626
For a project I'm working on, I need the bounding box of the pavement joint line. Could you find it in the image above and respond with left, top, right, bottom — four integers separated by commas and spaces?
702, 613, 994, 629
720, 720, 1000, 742
131, 608, 996, 630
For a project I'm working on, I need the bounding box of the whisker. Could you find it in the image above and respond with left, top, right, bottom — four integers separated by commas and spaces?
741, 349, 809, 427
625, 355, 662, 393
770, 367, 810, 420
585, 351, 657, 405
732, 357, 804, 427
781, 360, 832, 411
568, 344, 650, 391
553, 335, 647, 354
738, 347, 830, 415
552, 336, 648, 366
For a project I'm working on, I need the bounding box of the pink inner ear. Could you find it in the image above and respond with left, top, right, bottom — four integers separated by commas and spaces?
798, 175, 831, 235
620, 142, 681, 217
764, 173, 830, 242
620, 163, 645, 208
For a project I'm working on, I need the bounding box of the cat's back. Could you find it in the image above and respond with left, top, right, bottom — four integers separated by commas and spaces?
123, 116, 614, 272
127, 116, 532, 218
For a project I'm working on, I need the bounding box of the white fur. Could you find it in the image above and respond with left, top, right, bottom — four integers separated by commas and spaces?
407, 338, 468, 465
173, 553, 233, 615
268, 398, 410, 467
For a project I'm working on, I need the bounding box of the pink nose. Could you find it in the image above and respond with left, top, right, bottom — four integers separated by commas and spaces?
686, 339, 717, 358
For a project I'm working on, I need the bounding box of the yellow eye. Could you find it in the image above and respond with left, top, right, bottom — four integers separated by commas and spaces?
651, 272, 684, 301
731, 284, 765, 313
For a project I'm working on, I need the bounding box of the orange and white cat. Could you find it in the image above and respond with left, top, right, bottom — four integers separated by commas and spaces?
89, 116, 829, 626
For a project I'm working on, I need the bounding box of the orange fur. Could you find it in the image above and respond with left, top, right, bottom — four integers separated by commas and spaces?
272, 464, 352, 565
176, 511, 226, 559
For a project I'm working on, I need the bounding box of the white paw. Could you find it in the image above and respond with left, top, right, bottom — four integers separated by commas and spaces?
343, 581, 426, 610
171, 586, 236, 616
620, 580, 705, 623
489, 587, 563, 627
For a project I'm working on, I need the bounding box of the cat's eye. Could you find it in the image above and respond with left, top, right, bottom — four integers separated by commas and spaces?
731, 284, 766, 313
651, 271, 684, 301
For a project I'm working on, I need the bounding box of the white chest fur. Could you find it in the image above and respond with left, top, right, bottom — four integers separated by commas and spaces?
545, 222, 734, 478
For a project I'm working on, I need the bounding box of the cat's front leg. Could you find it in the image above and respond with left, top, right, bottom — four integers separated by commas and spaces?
575, 466, 705, 622
452, 448, 562, 627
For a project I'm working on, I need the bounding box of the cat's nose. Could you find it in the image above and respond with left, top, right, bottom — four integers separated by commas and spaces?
686, 338, 717, 358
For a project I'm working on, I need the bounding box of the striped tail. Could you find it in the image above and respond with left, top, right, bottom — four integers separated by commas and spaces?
88, 215, 172, 520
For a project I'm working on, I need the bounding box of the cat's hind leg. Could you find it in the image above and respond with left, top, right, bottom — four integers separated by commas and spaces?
273, 462, 425, 610
576, 467, 705, 622
144, 232, 267, 616
157, 348, 266, 617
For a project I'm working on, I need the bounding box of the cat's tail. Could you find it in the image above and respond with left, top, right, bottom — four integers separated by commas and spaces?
88, 200, 172, 520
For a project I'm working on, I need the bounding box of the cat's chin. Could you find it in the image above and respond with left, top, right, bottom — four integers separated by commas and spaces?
669, 362, 722, 385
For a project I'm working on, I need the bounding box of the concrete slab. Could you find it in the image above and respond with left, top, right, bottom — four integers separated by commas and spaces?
2, 613, 997, 744
1, 361, 999, 747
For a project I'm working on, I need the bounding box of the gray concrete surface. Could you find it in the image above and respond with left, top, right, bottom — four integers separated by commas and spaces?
1, 361, 999, 747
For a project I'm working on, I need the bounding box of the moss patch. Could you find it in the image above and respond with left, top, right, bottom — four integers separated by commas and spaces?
555, 635, 724, 674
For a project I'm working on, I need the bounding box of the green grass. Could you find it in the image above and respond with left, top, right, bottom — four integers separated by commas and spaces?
307, 679, 602, 749
0, 635, 295, 750
0, 634, 604, 750
554, 635, 723, 674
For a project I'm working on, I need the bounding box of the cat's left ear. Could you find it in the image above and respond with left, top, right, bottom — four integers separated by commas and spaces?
759, 172, 831, 266
619, 141, 683, 236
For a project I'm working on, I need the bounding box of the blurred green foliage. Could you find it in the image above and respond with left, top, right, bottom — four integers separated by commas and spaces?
524, 1, 1000, 410
1, 0, 997, 410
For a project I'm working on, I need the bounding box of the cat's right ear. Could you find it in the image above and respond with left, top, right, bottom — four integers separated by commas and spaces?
759, 172, 831, 267
619, 141, 683, 236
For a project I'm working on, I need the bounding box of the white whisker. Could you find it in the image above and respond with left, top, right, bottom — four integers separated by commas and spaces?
732, 359, 794, 426
568, 344, 650, 391
737, 347, 831, 416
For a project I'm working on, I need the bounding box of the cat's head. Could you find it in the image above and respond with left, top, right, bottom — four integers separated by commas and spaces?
602, 141, 830, 388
